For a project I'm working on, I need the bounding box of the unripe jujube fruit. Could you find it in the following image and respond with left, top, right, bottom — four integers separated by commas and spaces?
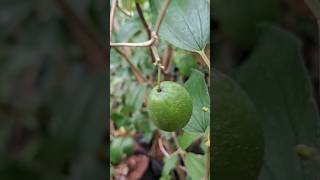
147, 81, 193, 132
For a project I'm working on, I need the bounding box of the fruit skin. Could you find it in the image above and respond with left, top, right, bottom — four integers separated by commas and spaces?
147, 81, 193, 132
213, 71, 264, 180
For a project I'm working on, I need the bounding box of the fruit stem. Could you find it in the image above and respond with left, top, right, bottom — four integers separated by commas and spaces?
157, 63, 161, 92
205, 146, 210, 180
198, 49, 210, 69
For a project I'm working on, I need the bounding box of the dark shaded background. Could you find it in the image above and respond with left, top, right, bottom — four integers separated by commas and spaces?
213, 0, 319, 101
212, 0, 320, 179
0, 0, 107, 179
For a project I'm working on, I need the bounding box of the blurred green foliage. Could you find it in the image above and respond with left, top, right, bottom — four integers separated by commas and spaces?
0, 0, 107, 179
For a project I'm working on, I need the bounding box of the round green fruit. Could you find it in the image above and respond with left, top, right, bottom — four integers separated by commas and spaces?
147, 81, 193, 132
213, 71, 264, 180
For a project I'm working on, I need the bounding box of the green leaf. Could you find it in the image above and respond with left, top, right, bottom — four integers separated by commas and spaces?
110, 136, 135, 164
233, 25, 320, 180
212, 70, 264, 180
173, 53, 198, 76
185, 153, 205, 180
183, 69, 210, 134
178, 131, 199, 150
126, 83, 147, 112
120, 0, 134, 12
150, 0, 210, 52
161, 154, 178, 177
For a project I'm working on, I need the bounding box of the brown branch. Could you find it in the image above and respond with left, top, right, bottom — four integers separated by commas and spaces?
114, 47, 147, 84
163, 45, 173, 73
154, 0, 171, 34
110, 35, 157, 47
135, 3, 152, 36
136, 2, 155, 62
110, 0, 117, 40
158, 137, 170, 157
117, 0, 133, 17
304, 0, 320, 19
172, 132, 181, 150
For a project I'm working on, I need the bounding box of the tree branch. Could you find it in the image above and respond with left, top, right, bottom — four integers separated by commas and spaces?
110, 35, 157, 47
110, 0, 117, 40
135, 3, 152, 36
158, 137, 170, 157
154, 0, 171, 34
117, 0, 133, 17
114, 47, 147, 84
304, 0, 320, 19
136, 2, 155, 62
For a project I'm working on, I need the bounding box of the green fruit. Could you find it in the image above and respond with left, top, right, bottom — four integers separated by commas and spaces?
213, 71, 264, 180
147, 81, 193, 132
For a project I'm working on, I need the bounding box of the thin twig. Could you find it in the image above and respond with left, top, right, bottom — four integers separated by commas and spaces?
154, 0, 171, 34
158, 137, 170, 157
204, 147, 210, 180
116, 0, 133, 17
163, 45, 173, 73
110, 0, 117, 40
110, 36, 157, 47
136, 2, 155, 62
151, 44, 162, 63
114, 47, 147, 84
136, 3, 152, 35
172, 132, 181, 149
304, 0, 320, 19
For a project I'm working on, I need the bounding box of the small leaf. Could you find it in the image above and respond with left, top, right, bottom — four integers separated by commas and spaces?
173, 53, 198, 76
185, 153, 205, 180
183, 69, 210, 134
126, 83, 146, 112
120, 0, 134, 12
161, 154, 178, 177
150, 0, 210, 52
110, 137, 135, 164
178, 131, 199, 150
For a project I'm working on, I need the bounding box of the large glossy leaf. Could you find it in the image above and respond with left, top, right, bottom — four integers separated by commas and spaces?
183, 69, 210, 134
213, 70, 264, 180
150, 0, 210, 52
233, 26, 320, 180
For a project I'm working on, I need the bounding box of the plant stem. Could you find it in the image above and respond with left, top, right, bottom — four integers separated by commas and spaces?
155, 0, 171, 34
114, 47, 147, 84
205, 147, 210, 180
110, 0, 117, 40
198, 50, 210, 69
110, 36, 156, 47
157, 64, 161, 91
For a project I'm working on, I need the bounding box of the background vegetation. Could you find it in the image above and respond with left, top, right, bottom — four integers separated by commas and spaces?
0, 0, 107, 179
